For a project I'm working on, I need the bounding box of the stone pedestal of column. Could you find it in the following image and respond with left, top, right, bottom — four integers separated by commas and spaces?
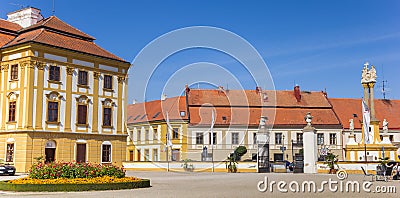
380, 134, 391, 144
303, 125, 317, 174
347, 134, 357, 145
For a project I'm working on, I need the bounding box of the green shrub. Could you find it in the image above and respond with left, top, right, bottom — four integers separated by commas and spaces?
29, 161, 125, 179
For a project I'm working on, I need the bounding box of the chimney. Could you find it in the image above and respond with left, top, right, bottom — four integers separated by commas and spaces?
161, 94, 167, 101
7, 7, 43, 28
294, 85, 301, 102
255, 86, 262, 94
185, 84, 190, 95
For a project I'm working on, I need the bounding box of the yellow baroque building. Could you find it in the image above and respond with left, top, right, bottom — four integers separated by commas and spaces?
0, 7, 130, 172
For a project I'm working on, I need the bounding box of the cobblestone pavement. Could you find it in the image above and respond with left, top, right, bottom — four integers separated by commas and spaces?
0, 171, 399, 197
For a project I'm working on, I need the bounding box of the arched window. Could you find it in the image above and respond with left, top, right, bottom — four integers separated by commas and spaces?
101, 99, 114, 127
45, 91, 62, 123
7, 92, 19, 122
76, 96, 91, 125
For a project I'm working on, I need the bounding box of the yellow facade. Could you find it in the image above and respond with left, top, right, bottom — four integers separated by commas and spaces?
127, 121, 188, 162
0, 42, 130, 171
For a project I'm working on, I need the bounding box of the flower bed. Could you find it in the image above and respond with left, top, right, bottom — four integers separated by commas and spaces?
0, 161, 150, 192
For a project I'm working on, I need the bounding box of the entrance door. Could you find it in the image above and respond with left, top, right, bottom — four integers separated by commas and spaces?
258, 144, 270, 173
137, 149, 141, 161
45, 148, 56, 163
76, 144, 86, 163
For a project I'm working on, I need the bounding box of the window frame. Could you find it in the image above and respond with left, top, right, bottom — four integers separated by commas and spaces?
77, 104, 88, 125
49, 65, 60, 81
101, 143, 112, 163
209, 132, 217, 145
47, 101, 59, 123
231, 132, 239, 145
329, 133, 337, 145
275, 133, 282, 145
173, 128, 179, 139
296, 133, 303, 144
10, 64, 18, 80
8, 101, 16, 122
78, 70, 88, 86
6, 143, 14, 162
317, 133, 324, 145
196, 133, 204, 144
103, 75, 113, 89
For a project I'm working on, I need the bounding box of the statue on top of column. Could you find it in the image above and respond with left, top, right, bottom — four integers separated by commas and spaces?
361, 62, 377, 83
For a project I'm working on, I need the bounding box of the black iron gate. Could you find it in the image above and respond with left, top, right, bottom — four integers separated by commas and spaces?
258, 144, 270, 173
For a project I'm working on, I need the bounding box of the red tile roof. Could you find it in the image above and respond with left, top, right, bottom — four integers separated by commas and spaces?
330, 98, 400, 130
187, 88, 340, 127
0, 19, 22, 32
0, 34, 15, 47
127, 96, 188, 124
1, 16, 127, 63
187, 89, 331, 107
20, 16, 94, 40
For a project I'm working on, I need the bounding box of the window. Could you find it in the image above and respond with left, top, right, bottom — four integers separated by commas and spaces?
78, 70, 88, 85
329, 133, 337, 145
173, 128, 179, 139
209, 132, 216, 145
145, 129, 149, 141
253, 133, 257, 144
196, 133, 203, 144
8, 101, 16, 122
101, 144, 111, 163
153, 128, 158, 140
180, 111, 186, 117
153, 149, 158, 161
137, 131, 141, 141
317, 133, 324, 145
49, 66, 60, 81
6, 143, 14, 162
10, 65, 18, 80
232, 132, 239, 145
144, 149, 149, 161
47, 102, 58, 122
103, 107, 112, 126
104, 75, 113, 89
275, 133, 282, 144
296, 133, 303, 144
77, 104, 87, 124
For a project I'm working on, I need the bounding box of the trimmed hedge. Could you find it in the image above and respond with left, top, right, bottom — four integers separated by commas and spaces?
0, 179, 150, 192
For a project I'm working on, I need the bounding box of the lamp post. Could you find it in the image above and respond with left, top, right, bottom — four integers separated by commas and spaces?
282, 134, 285, 160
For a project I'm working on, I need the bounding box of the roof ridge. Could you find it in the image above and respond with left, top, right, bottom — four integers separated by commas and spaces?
30, 28, 45, 41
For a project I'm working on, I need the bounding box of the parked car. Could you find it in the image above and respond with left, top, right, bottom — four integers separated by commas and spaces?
0, 159, 16, 176
288, 162, 294, 171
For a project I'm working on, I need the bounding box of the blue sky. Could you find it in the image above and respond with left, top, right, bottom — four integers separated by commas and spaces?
2, 0, 399, 103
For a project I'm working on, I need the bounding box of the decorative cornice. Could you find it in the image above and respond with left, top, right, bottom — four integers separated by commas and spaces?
117, 76, 126, 83
93, 71, 101, 79
36, 61, 46, 70
66, 67, 75, 75
1, 64, 9, 71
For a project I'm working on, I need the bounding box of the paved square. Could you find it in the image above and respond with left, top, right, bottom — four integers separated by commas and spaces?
1, 171, 399, 197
